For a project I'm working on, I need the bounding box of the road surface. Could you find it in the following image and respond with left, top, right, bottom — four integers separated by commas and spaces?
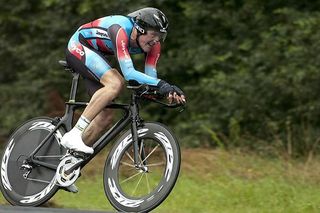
0, 205, 114, 213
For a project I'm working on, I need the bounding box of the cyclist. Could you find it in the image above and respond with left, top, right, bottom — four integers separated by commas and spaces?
61, 7, 186, 154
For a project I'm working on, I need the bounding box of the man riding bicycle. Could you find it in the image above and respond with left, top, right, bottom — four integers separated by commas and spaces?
61, 7, 186, 154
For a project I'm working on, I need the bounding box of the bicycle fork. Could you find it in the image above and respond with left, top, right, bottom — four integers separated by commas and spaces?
130, 95, 147, 171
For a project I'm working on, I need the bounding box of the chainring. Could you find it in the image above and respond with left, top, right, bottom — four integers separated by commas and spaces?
55, 155, 81, 187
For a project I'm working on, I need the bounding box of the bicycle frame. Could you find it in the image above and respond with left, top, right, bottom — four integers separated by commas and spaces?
27, 71, 143, 172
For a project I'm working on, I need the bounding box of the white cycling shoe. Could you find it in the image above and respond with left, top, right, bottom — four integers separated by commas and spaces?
61, 130, 94, 154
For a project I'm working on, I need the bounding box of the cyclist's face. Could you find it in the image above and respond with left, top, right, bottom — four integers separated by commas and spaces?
138, 30, 163, 52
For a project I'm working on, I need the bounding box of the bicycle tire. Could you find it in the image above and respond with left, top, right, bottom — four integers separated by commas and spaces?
0, 117, 66, 206
103, 122, 181, 212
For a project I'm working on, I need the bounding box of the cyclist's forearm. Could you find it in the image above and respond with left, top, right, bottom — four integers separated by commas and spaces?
121, 66, 160, 86
144, 66, 157, 78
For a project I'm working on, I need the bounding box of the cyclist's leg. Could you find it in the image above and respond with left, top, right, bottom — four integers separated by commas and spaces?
65, 56, 120, 147
82, 67, 124, 120
80, 79, 114, 145
83, 108, 114, 145
80, 70, 123, 146
62, 33, 124, 153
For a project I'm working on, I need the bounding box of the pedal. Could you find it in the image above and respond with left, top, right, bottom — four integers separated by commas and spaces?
63, 184, 79, 193
69, 150, 89, 159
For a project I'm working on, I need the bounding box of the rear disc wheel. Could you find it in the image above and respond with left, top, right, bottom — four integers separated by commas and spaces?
0, 117, 66, 206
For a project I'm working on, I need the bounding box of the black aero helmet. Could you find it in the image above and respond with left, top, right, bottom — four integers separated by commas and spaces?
128, 7, 169, 41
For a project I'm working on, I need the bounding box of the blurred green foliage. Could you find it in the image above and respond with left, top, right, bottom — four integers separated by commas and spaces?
1, 0, 320, 156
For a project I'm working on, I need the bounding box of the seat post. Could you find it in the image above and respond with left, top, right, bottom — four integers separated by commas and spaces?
69, 73, 80, 102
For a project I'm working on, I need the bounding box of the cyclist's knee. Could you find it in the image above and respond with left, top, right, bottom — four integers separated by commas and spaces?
101, 68, 124, 93
110, 69, 125, 90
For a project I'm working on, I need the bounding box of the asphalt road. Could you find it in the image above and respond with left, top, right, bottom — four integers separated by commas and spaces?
0, 205, 114, 213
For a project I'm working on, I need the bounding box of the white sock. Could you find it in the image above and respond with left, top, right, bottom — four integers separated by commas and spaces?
74, 116, 91, 134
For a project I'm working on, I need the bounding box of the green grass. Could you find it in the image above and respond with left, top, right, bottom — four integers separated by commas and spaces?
1, 148, 320, 212
160, 174, 320, 213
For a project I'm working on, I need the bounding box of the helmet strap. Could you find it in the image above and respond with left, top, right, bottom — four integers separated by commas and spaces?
133, 25, 144, 50
136, 33, 143, 50
134, 23, 146, 34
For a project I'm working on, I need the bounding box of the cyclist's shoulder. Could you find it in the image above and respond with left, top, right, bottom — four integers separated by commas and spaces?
97, 15, 133, 30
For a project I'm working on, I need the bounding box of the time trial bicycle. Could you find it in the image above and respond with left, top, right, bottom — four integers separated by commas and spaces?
0, 60, 184, 212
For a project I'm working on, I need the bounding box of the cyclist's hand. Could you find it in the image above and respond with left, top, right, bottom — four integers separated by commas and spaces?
168, 92, 186, 104
157, 80, 186, 104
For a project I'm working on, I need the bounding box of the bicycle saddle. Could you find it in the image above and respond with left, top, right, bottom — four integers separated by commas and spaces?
58, 60, 71, 69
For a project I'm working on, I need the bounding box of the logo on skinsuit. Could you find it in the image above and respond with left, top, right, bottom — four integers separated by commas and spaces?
71, 44, 85, 56
96, 30, 109, 38
121, 40, 129, 59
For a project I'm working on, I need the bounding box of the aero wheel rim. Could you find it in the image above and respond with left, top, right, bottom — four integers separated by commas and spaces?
107, 127, 178, 211
117, 138, 167, 199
